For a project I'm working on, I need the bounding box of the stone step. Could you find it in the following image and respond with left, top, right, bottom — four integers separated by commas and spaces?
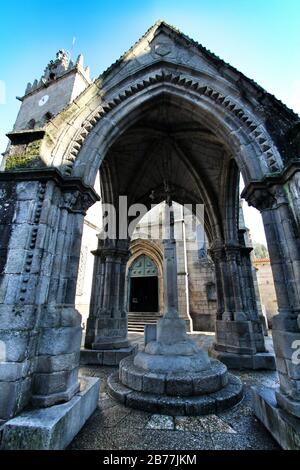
127, 313, 162, 333
128, 327, 145, 332
128, 319, 157, 324
128, 315, 161, 321
128, 314, 161, 318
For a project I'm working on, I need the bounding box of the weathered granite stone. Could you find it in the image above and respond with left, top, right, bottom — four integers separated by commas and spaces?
165, 373, 194, 397
144, 324, 157, 346
108, 372, 243, 416
33, 367, 79, 396
252, 386, 300, 450
1, 376, 100, 450
36, 352, 80, 373
118, 356, 230, 397
143, 371, 166, 394
0, 361, 29, 381
0, 378, 31, 420
211, 349, 276, 370
107, 372, 133, 404
31, 380, 80, 408
38, 326, 82, 355
80, 345, 137, 366
276, 389, 300, 418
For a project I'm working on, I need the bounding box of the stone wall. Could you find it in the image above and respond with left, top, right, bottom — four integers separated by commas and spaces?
188, 257, 217, 332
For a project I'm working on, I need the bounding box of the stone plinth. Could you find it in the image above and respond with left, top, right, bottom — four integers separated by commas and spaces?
80, 344, 138, 366
108, 368, 242, 416
1, 376, 100, 450
119, 356, 228, 395
212, 320, 276, 370
108, 315, 243, 415
252, 386, 300, 450
211, 350, 276, 370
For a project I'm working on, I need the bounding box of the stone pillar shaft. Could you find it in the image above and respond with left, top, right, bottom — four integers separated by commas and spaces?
261, 208, 293, 317
0, 172, 97, 418
84, 238, 130, 350
163, 202, 179, 317
226, 247, 245, 320
163, 239, 179, 316
219, 257, 233, 320
211, 251, 224, 320
245, 184, 300, 415
210, 241, 270, 368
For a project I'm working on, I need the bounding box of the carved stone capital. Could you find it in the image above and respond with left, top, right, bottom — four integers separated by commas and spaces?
209, 240, 225, 262
98, 238, 131, 262
224, 244, 243, 263
246, 188, 276, 212
60, 190, 95, 214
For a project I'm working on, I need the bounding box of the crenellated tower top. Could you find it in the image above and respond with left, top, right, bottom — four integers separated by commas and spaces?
23, 50, 91, 98
11, 50, 92, 132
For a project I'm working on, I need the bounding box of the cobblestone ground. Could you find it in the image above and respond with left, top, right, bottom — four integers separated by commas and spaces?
69, 333, 280, 450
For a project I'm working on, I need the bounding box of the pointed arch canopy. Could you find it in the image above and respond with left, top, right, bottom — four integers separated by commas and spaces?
42, 20, 297, 245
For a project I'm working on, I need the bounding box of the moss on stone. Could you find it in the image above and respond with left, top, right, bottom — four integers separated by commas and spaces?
5, 153, 38, 170
5, 140, 44, 170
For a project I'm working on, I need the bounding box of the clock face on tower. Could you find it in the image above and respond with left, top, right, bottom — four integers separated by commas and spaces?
38, 94, 49, 107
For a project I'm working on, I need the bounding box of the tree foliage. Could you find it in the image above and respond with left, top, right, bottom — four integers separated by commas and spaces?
253, 242, 269, 259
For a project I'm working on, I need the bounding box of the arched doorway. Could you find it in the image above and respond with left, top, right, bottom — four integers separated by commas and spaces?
128, 255, 159, 312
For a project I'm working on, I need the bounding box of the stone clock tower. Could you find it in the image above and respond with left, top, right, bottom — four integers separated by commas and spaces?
2, 50, 91, 170
14, 50, 91, 131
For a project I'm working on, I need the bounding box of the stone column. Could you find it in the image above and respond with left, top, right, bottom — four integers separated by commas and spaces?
0, 170, 99, 419
210, 239, 274, 369
238, 208, 268, 335
242, 183, 300, 447
248, 186, 300, 418
82, 238, 137, 365
31, 187, 93, 408
84, 241, 105, 347
0, 178, 39, 419
209, 242, 225, 321
225, 245, 246, 321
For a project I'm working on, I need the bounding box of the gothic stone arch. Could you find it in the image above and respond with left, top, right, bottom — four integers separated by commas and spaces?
1, 21, 300, 447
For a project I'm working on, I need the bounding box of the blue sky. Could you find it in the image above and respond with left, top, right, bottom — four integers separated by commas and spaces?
0, 0, 299, 243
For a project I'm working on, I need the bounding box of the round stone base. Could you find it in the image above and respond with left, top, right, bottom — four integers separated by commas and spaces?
107, 371, 243, 416
120, 356, 228, 396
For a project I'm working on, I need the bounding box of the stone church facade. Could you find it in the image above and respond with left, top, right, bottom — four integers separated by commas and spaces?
0, 21, 300, 449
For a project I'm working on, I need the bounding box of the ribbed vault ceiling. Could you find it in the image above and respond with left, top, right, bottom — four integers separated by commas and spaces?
101, 97, 232, 239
